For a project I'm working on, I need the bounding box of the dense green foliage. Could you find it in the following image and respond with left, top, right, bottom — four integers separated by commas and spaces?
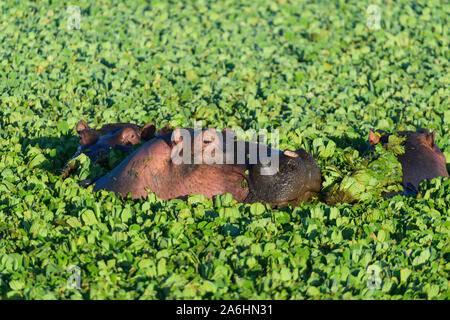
0, 0, 449, 299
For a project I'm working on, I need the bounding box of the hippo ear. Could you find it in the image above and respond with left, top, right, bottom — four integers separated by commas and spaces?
79, 130, 99, 146
369, 130, 381, 146
199, 129, 224, 164
76, 120, 99, 146
171, 128, 190, 145
200, 129, 221, 145
170, 128, 194, 164
140, 122, 156, 141
428, 130, 436, 147
76, 120, 90, 134
418, 128, 436, 147
194, 129, 216, 148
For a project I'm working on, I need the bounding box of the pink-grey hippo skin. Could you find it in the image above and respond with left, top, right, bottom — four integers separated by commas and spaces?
369, 128, 449, 192
92, 128, 322, 207
73, 120, 156, 164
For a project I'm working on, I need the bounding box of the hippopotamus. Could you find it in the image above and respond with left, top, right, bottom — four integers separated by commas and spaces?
61, 120, 156, 178
74, 120, 156, 163
244, 149, 322, 206
369, 128, 449, 191
91, 128, 322, 207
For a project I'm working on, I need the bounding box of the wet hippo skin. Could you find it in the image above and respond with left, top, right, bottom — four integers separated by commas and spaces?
92, 128, 322, 206
74, 119, 156, 163
369, 128, 449, 191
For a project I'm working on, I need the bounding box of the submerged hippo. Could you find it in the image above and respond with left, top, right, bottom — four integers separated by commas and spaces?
61, 120, 156, 178
74, 119, 156, 163
92, 128, 322, 207
245, 149, 322, 206
369, 128, 449, 191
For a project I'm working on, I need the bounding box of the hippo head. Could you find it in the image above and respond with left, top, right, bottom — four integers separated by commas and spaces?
369, 128, 448, 190
92, 127, 322, 206
75, 119, 156, 163
93, 127, 250, 201
245, 149, 322, 207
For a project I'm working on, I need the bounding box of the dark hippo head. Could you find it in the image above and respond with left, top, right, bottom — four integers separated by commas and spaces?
74, 119, 156, 163
60, 120, 157, 179
92, 127, 321, 206
369, 128, 449, 190
245, 149, 322, 207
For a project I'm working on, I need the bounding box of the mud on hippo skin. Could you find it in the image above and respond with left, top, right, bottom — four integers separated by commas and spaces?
369, 128, 449, 192
92, 128, 322, 207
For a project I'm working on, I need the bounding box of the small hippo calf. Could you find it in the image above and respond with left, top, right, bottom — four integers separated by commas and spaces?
369, 128, 449, 191
75, 119, 156, 163
92, 128, 322, 207
61, 120, 156, 178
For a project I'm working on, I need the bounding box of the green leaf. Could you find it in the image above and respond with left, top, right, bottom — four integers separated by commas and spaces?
81, 210, 98, 226
250, 203, 265, 216
66, 217, 82, 228
28, 153, 46, 168
9, 280, 25, 290
400, 268, 412, 283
